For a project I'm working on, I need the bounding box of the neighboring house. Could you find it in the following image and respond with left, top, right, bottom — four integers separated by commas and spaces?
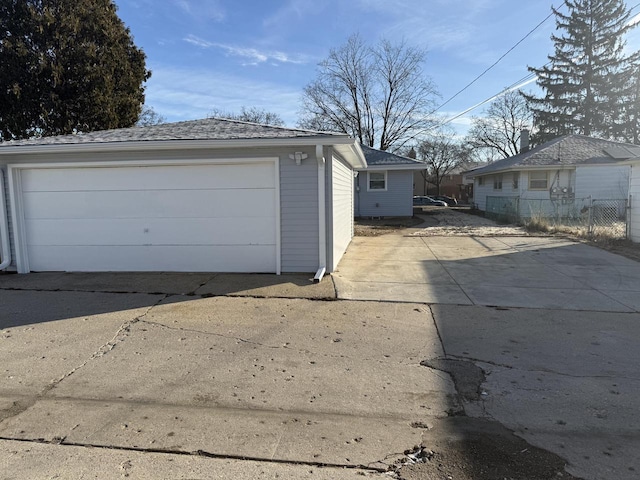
0, 118, 367, 277
465, 135, 638, 218
413, 172, 472, 203
623, 159, 640, 243
355, 145, 425, 217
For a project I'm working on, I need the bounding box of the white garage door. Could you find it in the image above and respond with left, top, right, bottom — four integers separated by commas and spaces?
16, 161, 278, 272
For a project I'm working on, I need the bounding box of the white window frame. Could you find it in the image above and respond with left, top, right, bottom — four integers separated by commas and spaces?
493, 174, 503, 190
528, 171, 549, 190
367, 171, 387, 191
512, 172, 519, 190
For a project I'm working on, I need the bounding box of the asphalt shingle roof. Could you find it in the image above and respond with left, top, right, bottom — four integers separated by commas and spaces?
360, 145, 424, 167
0, 117, 346, 147
466, 134, 640, 177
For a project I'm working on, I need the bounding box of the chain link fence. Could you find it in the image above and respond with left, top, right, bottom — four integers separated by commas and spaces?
486, 196, 629, 239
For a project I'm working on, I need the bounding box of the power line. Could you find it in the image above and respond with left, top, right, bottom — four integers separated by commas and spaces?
430, 1, 567, 115
434, 0, 640, 129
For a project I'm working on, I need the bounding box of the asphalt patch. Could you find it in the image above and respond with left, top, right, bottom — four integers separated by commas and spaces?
420, 357, 486, 402
397, 418, 581, 480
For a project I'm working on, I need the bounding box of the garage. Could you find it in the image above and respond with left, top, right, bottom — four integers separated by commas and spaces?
0, 118, 366, 275
10, 160, 279, 273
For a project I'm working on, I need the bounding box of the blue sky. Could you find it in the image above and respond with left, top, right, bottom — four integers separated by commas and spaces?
114, 0, 640, 136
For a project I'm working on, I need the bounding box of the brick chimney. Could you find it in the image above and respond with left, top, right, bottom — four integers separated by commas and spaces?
520, 129, 530, 153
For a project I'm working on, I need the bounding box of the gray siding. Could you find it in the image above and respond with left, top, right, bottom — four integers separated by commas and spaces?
575, 165, 629, 199
355, 170, 413, 217
280, 148, 319, 273
331, 155, 353, 271
1, 146, 321, 274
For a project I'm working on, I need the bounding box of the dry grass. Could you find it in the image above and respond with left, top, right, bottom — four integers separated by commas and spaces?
354, 216, 424, 236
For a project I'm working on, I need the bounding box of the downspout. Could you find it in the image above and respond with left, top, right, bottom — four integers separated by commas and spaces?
0, 168, 12, 271
314, 145, 326, 282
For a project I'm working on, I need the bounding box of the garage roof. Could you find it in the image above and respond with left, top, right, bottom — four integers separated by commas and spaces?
0, 118, 367, 168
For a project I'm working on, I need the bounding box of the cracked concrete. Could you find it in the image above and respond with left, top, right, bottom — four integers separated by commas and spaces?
0, 438, 379, 479
2, 230, 640, 479
0, 294, 455, 476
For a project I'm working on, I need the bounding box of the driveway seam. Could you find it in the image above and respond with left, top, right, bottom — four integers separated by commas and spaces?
427, 305, 447, 358
419, 236, 475, 306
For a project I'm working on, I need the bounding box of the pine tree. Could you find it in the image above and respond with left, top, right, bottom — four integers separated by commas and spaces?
523, 0, 639, 142
0, 0, 150, 141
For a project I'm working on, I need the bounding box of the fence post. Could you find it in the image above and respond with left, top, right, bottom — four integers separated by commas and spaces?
587, 195, 593, 236
624, 195, 633, 240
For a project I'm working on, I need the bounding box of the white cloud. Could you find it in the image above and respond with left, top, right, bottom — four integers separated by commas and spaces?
171, 0, 225, 22
144, 65, 302, 125
262, 0, 324, 29
183, 35, 214, 48
183, 35, 308, 65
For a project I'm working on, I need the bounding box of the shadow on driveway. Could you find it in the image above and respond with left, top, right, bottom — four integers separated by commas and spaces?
0, 272, 334, 328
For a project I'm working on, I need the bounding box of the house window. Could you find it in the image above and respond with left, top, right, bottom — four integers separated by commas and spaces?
478, 177, 484, 186
529, 171, 548, 190
513, 173, 519, 190
493, 174, 503, 190
367, 171, 387, 191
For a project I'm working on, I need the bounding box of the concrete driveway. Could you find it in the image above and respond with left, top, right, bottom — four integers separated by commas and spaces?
334, 234, 640, 312
0, 273, 455, 478
1, 226, 640, 479
333, 228, 640, 479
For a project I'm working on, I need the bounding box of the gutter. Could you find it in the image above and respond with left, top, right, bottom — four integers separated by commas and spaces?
0, 168, 11, 270
314, 145, 327, 283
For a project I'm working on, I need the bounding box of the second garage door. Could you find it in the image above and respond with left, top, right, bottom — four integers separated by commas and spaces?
15, 160, 279, 272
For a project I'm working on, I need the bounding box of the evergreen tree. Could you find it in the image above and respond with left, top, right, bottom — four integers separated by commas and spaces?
523, 0, 639, 142
0, 0, 150, 141
621, 67, 640, 143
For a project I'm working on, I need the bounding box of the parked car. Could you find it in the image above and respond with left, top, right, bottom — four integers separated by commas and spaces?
432, 195, 458, 206
413, 196, 447, 207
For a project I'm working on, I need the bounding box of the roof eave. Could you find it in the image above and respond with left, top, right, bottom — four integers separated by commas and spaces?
334, 141, 367, 169
356, 163, 425, 171
467, 164, 578, 177
613, 156, 640, 166
0, 136, 359, 157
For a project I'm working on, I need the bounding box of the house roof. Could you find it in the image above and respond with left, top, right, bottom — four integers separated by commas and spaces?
359, 145, 425, 170
0, 117, 367, 169
465, 135, 640, 177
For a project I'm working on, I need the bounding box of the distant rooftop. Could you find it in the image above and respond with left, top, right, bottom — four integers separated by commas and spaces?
466, 134, 640, 177
360, 145, 424, 168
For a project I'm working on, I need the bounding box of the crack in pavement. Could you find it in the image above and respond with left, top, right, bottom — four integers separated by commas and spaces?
0, 296, 170, 427
138, 319, 433, 368
138, 319, 286, 350
0, 436, 389, 473
44, 295, 170, 393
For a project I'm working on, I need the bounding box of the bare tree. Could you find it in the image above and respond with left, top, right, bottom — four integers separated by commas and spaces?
416, 134, 464, 195
209, 106, 285, 126
466, 90, 532, 160
298, 34, 438, 151
136, 106, 166, 127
